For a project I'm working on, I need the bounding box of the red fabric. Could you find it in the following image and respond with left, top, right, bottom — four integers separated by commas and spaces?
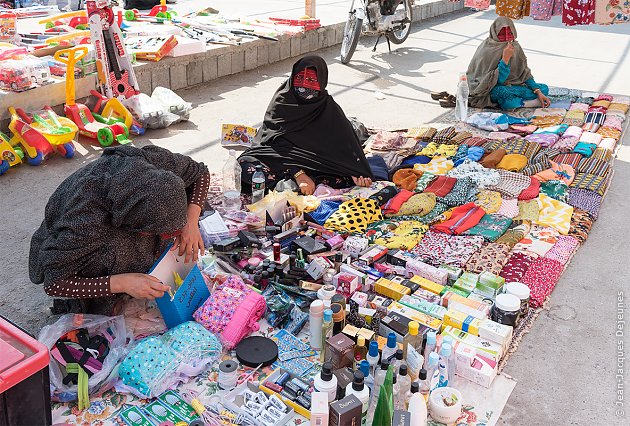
497, 26, 515, 42
517, 177, 541, 201
562, 0, 595, 27
293, 68, 321, 90
520, 258, 564, 308
424, 176, 457, 197
432, 203, 485, 235
382, 189, 415, 215
499, 252, 535, 283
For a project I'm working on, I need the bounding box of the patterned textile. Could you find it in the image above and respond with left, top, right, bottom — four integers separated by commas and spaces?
497, 154, 529, 172
567, 188, 602, 219
411, 230, 485, 268
513, 224, 560, 258
515, 199, 541, 222
521, 159, 550, 177
568, 209, 594, 244
525, 133, 560, 147
414, 157, 454, 175
591, 147, 614, 162
536, 193, 573, 235
499, 252, 536, 282
487, 169, 532, 198
573, 142, 597, 158
584, 111, 606, 125
592, 99, 611, 109
530, 0, 562, 20
597, 127, 623, 141
540, 180, 569, 203
450, 131, 474, 145
309, 200, 342, 224
602, 116, 624, 132
505, 139, 542, 160
415, 171, 437, 192
518, 177, 541, 200
570, 172, 607, 196
576, 156, 611, 178
488, 132, 518, 142
497, 197, 520, 218
438, 177, 478, 207
496, 0, 531, 19
521, 258, 564, 307
599, 138, 617, 151
406, 127, 437, 141
496, 219, 531, 248
419, 142, 439, 157
448, 160, 502, 189
551, 152, 583, 169
544, 235, 580, 265
475, 190, 503, 214
531, 115, 565, 127
423, 175, 457, 197
433, 126, 458, 144
464, 137, 489, 147
435, 144, 459, 158
608, 102, 629, 114
463, 214, 513, 242
562, 0, 596, 26
562, 110, 585, 126
373, 221, 429, 250
324, 198, 383, 233
392, 193, 437, 217
569, 102, 589, 112
465, 243, 512, 275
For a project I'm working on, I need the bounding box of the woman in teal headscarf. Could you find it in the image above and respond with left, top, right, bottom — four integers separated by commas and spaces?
466, 16, 551, 110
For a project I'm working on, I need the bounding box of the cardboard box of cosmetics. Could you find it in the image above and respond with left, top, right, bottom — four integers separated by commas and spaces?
259, 368, 311, 419
225, 381, 295, 425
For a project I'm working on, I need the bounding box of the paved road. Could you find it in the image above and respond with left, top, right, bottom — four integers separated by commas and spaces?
1, 5, 628, 425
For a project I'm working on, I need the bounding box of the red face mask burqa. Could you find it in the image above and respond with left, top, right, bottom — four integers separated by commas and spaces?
497, 26, 515, 42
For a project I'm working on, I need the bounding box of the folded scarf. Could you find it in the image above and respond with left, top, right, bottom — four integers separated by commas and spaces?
562, 110, 585, 126
325, 198, 384, 233
567, 188, 602, 219
569, 102, 589, 112
525, 133, 560, 147
497, 197, 520, 218
447, 159, 500, 188
517, 177, 541, 200
487, 169, 532, 199
414, 157, 454, 175
432, 203, 485, 235
496, 154, 528, 172
479, 148, 507, 168
415, 171, 436, 192
464, 242, 511, 275
475, 190, 502, 214
533, 124, 569, 135
499, 252, 536, 283
521, 258, 564, 308
382, 190, 416, 215
390, 192, 437, 217
463, 213, 513, 242
487, 131, 518, 142
544, 235, 580, 265
572, 142, 597, 158
438, 177, 478, 207
432, 126, 458, 144
596, 127, 622, 141
507, 124, 538, 135
423, 175, 457, 197
598, 138, 616, 151
393, 168, 424, 191
536, 193, 573, 235
406, 127, 437, 141
602, 115, 624, 131
540, 180, 569, 203
533, 161, 575, 185
569, 209, 594, 244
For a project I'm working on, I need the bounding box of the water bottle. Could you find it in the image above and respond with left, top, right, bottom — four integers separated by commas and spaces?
251, 165, 266, 203
455, 73, 469, 122
222, 150, 242, 211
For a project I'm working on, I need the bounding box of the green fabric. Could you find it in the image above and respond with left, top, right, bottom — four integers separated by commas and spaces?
540, 180, 569, 203
66, 363, 90, 410
415, 171, 436, 192
373, 365, 394, 426
463, 214, 513, 242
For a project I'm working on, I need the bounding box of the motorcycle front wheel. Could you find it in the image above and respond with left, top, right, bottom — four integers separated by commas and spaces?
387, 0, 413, 45
340, 5, 363, 65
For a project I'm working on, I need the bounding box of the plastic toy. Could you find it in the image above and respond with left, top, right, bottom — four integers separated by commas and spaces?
39, 10, 89, 30
55, 46, 130, 146
7, 107, 77, 166
0, 130, 22, 176
90, 89, 145, 135
0, 64, 31, 91
123, 0, 175, 22
45, 31, 91, 47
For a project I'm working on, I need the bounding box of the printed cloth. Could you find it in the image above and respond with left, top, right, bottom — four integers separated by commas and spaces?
487, 169, 533, 198
521, 159, 550, 177
464, 137, 490, 147
435, 144, 460, 158
533, 124, 569, 135
497, 154, 529, 172
497, 197, 520, 218
602, 115, 624, 131
591, 147, 614, 162
563, 0, 596, 27
569, 102, 589, 112
581, 122, 601, 133
369, 131, 416, 152
505, 139, 542, 160
530, 0, 563, 20
531, 115, 565, 127
567, 188, 602, 219
521, 258, 564, 308
576, 156, 611, 178
309, 200, 342, 224
599, 138, 617, 151
525, 133, 560, 147
515, 199, 541, 222
368, 185, 399, 206
544, 235, 580, 265
419, 142, 439, 157
487, 132, 518, 142
463, 214, 513, 242
466, 112, 510, 132
382, 190, 416, 215
554, 125, 583, 152
595, 94, 614, 102
596, 127, 623, 141
570, 172, 608, 196
325, 198, 383, 233
432, 203, 486, 235
540, 180, 569, 203
465, 242, 512, 275
423, 175, 457, 197
612, 95, 630, 104
507, 124, 538, 136
606, 109, 627, 120
475, 190, 503, 214
432, 126, 458, 144
532, 107, 568, 118
415, 171, 437, 192
575, 96, 594, 105
373, 220, 429, 250
518, 177, 541, 200
591, 99, 611, 109
499, 252, 536, 283
533, 161, 575, 185
496, 0, 531, 19
608, 102, 630, 114
562, 110, 585, 126
438, 177, 478, 207
536, 193, 573, 235
569, 208, 594, 244
512, 224, 560, 258
448, 159, 501, 189
551, 152, 583, 169
392, 193, 437, 217
411, 230, 485, 268
406, 127, 437, 141
573, 142, 597, 157
450, 131, 474, 145
414, 157, 454, 175
496, 219, 531, 248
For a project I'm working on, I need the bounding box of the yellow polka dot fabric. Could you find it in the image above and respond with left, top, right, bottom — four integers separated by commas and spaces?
374, 221, 429, 250
324, 198, 383, 233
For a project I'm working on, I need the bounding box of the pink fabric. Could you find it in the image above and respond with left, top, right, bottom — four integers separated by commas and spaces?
579, 131, 603, 145
603, 116, 623, 131
526, 133, 559, 147
221, 291, 266, 349
599, 138, 616, 151
488, 132, 518, 142
544, 235, 580, 265
530, 0, 563, 20
596, 94, 614, 102
612, 96, 630, 105
521, 258, 564, 307
193, 275, 253, 334
569, 103, 589, 112
518, 177, 541, 201
497, 198, 520, 218
499, 252, 536, 283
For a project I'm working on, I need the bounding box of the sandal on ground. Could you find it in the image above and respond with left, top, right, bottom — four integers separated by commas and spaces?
439, 98, 456, 108
431, 91, 450, 100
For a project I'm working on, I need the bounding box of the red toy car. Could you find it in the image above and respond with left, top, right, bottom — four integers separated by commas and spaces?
0, 67, 32, 92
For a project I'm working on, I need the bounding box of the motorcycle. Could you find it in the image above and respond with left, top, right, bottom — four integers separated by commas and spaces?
340, 0, 413, 64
